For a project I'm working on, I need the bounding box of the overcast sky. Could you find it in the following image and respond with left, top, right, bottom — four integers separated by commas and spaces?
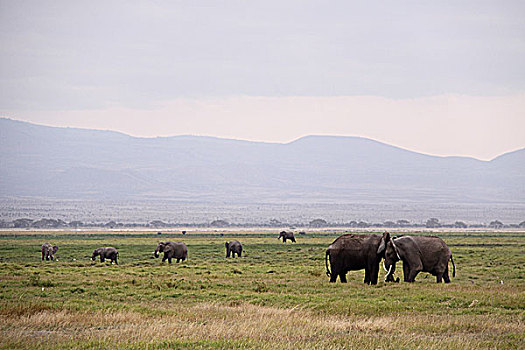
1, 1, 524, 160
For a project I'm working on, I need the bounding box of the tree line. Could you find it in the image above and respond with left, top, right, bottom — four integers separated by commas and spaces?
0, 217, 523, 229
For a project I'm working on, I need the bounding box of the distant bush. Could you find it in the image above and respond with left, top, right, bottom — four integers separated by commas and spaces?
309, 219, 327, 227
210, 219, 229, 227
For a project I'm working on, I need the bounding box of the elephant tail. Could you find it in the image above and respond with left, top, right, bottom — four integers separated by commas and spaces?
325, 249, 331, 277
450, 255, 455, 278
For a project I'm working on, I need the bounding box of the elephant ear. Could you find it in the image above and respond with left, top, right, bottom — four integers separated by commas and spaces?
52, 245, 59, 253
377, 231, 390, 255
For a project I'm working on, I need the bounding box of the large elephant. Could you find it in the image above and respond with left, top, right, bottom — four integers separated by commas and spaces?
154, 241, 187, 263
325, 233, 391, 285
279, 231, 296, 243
225, 241, 242, 258
41, 243, 58, 261
91, 247, 119, 264
379, 233, 455, 283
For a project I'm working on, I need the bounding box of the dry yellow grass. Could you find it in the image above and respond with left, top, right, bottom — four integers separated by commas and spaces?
1, 303, 522, 349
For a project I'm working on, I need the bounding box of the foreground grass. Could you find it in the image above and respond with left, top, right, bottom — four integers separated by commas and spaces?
0, 230, 523, 349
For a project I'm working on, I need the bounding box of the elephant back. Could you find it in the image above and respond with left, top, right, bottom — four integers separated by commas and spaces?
229, 240, 242, 250
170, 242, 188, 259
104, 247, 118, 256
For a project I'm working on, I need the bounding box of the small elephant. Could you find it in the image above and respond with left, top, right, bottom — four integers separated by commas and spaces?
326, 233, 388, 285
92, 247, 119, 264
279, 231, 296, 243
225, 241, 242, 258
41, 243, 58, 261
154, 241, 187, 263
379, 232, 455, 283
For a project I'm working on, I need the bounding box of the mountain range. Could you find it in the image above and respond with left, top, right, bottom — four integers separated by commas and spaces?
1, 117, 523, 204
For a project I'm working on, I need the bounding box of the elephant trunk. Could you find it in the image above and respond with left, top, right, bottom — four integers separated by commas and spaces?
225, 242, 230, 258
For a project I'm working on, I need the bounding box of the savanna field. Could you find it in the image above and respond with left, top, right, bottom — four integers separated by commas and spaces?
0, 230, 523, 349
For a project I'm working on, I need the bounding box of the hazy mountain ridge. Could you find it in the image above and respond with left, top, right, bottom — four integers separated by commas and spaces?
1, 118, 523, 203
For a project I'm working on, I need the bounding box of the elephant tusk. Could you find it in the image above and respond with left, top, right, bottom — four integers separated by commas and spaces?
386, 264, 393, 277
383, 261, 388, 272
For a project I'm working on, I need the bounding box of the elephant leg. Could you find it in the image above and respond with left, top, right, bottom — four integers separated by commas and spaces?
238, 251, 242, 257
339, 273, 347, 283
100, 257, 105, 263
42, 252, 45, 261
50, 255, 54, 261
364, 268, 371, 284
370, 264, 379, 285
176, 258, 180, 263
403, 261, 410, 282
436, 273, 443, 283
407, 268, 420, 282
443, 267, 451, 283
168, 257, 172, 264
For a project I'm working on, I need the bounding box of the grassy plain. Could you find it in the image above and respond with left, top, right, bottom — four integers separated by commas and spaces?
0, 230, 523, 349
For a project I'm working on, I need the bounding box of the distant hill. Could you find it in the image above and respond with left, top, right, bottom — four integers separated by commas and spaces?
1, 117, 523, 203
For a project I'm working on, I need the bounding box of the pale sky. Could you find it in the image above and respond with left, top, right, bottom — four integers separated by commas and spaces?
1, 1, 524, 160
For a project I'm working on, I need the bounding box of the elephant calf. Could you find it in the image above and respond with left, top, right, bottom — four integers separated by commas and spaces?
379, 232, 455, 283
92, 247, 119, 264
279, 231, 296, 243
154, 241, 187, 263
41, 243, 58, 261
225, 241, 242, 258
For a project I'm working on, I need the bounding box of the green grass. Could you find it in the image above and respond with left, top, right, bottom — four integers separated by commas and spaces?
0, 230, 523, 349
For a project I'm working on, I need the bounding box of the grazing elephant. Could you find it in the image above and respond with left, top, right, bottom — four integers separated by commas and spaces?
154, 241, 187, 263
91, 247, 119, 264
279, 231, 296, 243
326, 233, 391, 285
225, 241, 242, 258
379, 233, 455, 283
41, 243, 58, 261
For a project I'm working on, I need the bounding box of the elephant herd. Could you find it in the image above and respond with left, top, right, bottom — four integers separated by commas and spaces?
326, 232, 455, 284
41, 231, 455, 284
40, 239, 244, 265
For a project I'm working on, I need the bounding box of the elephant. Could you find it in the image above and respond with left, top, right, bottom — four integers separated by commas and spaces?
225, 241, 242, 258
91, 247, 119, 264
154, 241, 187, 263
41, 243, 58, 261
379, 232, 455, 283
279, 231, 296, 243
325, 233, 393, 285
